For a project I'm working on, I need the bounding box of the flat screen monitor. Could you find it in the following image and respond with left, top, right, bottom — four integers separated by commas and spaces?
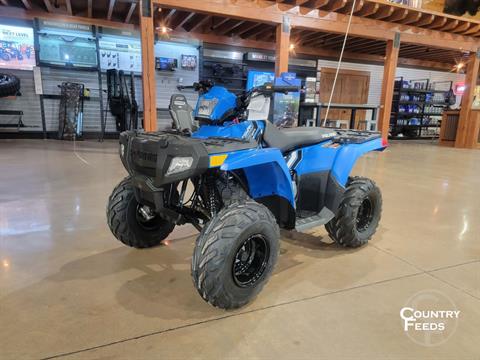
0, 24, 36, 71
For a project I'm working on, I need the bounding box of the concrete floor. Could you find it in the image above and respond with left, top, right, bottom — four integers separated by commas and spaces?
0, 139, 479, 359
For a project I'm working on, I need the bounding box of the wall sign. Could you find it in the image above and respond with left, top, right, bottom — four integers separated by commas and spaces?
181, 54, 197, 70
0, 23, 36, 71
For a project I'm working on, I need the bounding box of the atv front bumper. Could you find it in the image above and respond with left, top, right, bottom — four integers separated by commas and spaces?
119, 131, 210, 189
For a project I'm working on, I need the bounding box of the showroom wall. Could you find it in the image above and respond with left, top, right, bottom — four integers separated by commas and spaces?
0, 32, 464, 136
317, 59, 465, 106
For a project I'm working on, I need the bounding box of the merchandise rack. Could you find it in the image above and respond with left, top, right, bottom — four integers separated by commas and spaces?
390, 77, 453, 140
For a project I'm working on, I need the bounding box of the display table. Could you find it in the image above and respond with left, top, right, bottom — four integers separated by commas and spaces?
299, 102, 378, 130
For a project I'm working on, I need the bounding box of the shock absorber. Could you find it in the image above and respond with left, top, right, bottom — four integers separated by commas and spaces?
205, 174, 218, 217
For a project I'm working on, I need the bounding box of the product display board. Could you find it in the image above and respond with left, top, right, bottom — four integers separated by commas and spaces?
246, 70, 274, 90
273, 72, 301, 128
0, 23, 36, 70
36, 20, 97, 69
98, 28, 141, 72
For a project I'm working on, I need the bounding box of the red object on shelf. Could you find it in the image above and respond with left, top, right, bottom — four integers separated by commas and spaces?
453, 82, 465, 96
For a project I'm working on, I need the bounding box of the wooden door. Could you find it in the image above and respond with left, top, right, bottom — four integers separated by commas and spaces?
320, 68, 370, 128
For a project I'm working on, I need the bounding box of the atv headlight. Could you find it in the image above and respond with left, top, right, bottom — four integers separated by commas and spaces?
166, 156, 193, 176
197, 98, 218, 117
120, 143, 125, 158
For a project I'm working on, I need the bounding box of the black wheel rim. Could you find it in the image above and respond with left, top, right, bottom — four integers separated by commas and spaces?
135, 204, 165, 231
232, 234, 270, 288
356, 197, 374, 232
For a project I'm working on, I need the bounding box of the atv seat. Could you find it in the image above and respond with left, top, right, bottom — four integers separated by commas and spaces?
262, 121, 338, 153
169, 94, 198, 133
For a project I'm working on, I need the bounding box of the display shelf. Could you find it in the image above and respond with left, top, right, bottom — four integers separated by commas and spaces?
389, 77, 452, 140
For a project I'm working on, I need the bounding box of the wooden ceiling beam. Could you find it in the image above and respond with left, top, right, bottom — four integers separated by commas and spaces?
322, 0, 348, 12
414, 14, 435, 27
399, 11, 421, 25
154, 0, 479, 51
169, 11, 195, 29
107, 0, 115, 21
384, 8, 408, 23
231, 21, 260, 36
125, 2, 136, 23
461, 24, 480, 35
215, 19, 245, 36
369, 5, 394, 20
338, 0, 364, 14
427, 16, 447, 30
43, 0, 54, 12
65, 0, 72, 15
20, 0, 31, 10
182, 14, 208, 32
452, 22, 470, 34
87, 0, 92, 18
300, 0, 329, 13
439, 19, 459, 32
239, 23, 265, 38
354, 2, 378, 16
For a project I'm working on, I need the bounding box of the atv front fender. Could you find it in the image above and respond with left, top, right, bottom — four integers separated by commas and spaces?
220, 148, 295, 207
331, 137, 385, 186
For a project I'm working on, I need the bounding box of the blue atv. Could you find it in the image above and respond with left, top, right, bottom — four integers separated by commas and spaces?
107, 80, 386, 309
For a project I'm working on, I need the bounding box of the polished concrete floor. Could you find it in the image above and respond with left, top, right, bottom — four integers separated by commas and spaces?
0, 139, 479, 359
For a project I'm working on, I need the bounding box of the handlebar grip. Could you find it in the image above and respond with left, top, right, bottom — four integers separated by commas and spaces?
272, 85, 299, 93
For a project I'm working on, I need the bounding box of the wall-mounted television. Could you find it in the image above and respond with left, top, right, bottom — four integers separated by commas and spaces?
36, 20, 97, 69
0, 24, 36, 71
155, 57, 177, 71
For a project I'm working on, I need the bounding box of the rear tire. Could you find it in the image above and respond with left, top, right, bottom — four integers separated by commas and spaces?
192, 201, 280, 309
326, 176, 382, 248
0, 73, 20, 98
107, 177, 175, 248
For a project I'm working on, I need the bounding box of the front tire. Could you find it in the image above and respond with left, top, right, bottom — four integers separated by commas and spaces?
326, 176, 382, 248
192, 201, 280, 309
107, 177, 175, 248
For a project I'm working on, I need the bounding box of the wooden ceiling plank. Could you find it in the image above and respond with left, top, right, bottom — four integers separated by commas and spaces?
354, 2, 379, 17
299, 0, 329, 14
125, 2, 136, 23
439, 19, 459, 32
107, 0, 115, 21
233, 21, 261, 36
452, 22, 470, 34
217, 20, 245, 36
322, 0, 348, 12
369, 5, 394, 20
460, 24, 480, 35
414, 14, 435, 27
20, 0, 31, 10
240, 23, 266, 38
384, 8, 408, 22
170, 11, 195, 29
427, 17, 447, 29
399, 11, 421, 25
337, 0, 364, 14
43, 0, 54, 12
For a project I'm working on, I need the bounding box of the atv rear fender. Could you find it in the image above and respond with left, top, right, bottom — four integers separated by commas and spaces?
331, 137, 385, 186
220, 148, 296, 228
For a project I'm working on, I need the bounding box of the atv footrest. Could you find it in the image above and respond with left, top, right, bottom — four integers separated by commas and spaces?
295, 207, 335, 231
